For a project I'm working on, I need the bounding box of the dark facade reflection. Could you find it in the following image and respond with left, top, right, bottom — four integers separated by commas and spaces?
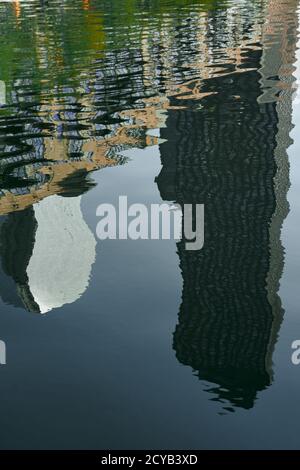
157, 63, 278, 410
156, 1, 298, 410
0, 208, 39, 312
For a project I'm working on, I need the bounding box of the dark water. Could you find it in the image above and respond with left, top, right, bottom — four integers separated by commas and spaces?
0, 0, 300, 449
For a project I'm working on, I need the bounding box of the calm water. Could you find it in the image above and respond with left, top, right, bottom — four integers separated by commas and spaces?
0, 0, 300, 449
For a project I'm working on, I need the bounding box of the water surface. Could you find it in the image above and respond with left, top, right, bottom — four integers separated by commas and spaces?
0, 0, 300, 449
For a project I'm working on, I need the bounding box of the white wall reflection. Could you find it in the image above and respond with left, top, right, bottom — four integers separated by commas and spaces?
26, 195, 96, 313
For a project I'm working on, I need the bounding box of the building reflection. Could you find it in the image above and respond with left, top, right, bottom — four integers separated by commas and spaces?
0, 194, 97, 313
0, 0, 298, 408
0, 105, 160, 313
156, 0, 298, 410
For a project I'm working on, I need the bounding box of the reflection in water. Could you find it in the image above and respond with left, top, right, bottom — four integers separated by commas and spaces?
0, 0, 266, 211
0, 207, 38, 312
27, 195, 96, 313
0, 195, 96, 313
157, 62, 279, 411
0, 0, 298, 411
156, 0, 298, 410
0, 81, 5, 106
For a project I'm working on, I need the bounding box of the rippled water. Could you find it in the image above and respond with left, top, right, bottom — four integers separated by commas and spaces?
0, 0, 300, 449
